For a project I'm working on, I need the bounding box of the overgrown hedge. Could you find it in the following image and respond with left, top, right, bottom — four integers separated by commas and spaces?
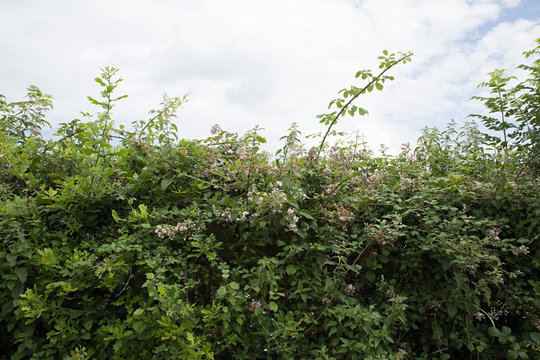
1, 45, 539, 359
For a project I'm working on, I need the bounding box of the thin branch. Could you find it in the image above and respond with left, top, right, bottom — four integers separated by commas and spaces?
316, 53, 411, 161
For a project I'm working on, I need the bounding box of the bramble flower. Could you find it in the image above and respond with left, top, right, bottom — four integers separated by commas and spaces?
344, 284, 356, 295
210, 124, 222, 134
221, 210, 233, 222
399, 174, 416, 191
154, 220, 196, 240
237, 211, 250, 222
474, 311, 485, 321
132, 138, 144, 147
321, 297, 331, 305
307, 146, 318, 162
512, 245, 530, 255
155, 225, 168, 239
284, 208, 300, 231
323, 184, 338, 197
426, 299, 441, 311
486, 228, 501, 241
249, 300, 262, 312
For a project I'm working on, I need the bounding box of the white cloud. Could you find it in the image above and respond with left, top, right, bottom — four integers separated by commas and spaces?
501, 0, 521, 8
0, 0, 538, 154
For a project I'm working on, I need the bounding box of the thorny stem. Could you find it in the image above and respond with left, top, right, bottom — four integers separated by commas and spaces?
496, 87, 508, 149
316, 53, 411, 161
245, 133, 258, 210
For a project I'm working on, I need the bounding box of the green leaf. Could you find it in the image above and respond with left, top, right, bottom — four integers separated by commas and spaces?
326, 320, 337, 327
357, 107, 369, 116
216, 286, 227, 298
161, 178, 173, 191
297, 211, 315, 220
133, 321, 146, 333
286, 265, 297, 275
6, 254, 17, 267
269, 301, 278, 312
229, 282, 240, 290
365, 271, 376, 283
375, 82, 384, 90
133, 308, 144, 317
507, 350, 518, 360
502, 326, 512, 336
14, 267, 27, 283
489, 326, 501, 337
111, 209, 119, 223
447, 303, 457, 317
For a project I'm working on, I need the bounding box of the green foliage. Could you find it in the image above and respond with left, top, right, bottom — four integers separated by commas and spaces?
470, 38, 540, 175
1, 46, 539, 359
0, 86, 53, 142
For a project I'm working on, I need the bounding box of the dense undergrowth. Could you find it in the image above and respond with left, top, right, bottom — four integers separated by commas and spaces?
1, 43, 539, 359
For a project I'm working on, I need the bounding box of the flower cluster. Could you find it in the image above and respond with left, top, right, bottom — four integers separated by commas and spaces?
474, 311, 485, 321
220, 210, 233, 222
248, 300, 262, 312
155, 219, 201, 240
336, 206, 354, 223
511, 245, 530, 255
322, 204, 355, 229
426, 299, 441, 312
237, 210, 250, 222
249, 188, 287, 214
306, 146, 318, 163
210, 124, 222, 135
487, 300, 509, 320
286, 208, 300, 230
365, 215, 403, 246
323, 184, 339, 197
399, 174, 417, 192
344, 283, 356, 296
321, 297, 331, 306
326, 145, 356, 173
399, 142, 416, 162
486, 227, 501, 241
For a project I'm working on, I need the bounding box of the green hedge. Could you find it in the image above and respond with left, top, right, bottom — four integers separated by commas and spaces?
1, 45, 539, 359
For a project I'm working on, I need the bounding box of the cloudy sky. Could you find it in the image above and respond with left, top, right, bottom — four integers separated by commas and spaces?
1, 0, 539, 154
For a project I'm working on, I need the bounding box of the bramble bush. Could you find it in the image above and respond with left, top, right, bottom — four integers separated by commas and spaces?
1, 43, 539, 359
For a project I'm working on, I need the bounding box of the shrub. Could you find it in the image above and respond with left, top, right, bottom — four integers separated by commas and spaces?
1, 47, 539, 359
